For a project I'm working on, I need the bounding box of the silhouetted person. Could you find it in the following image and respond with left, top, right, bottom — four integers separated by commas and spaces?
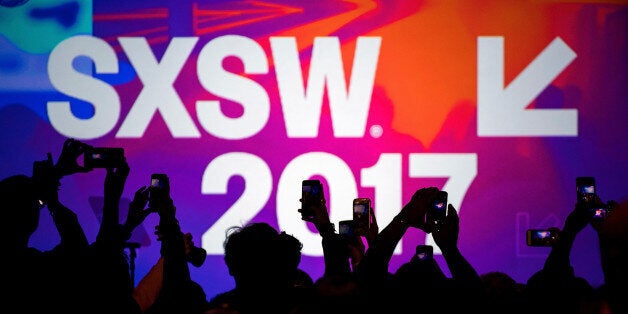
2, 138, 91, 313
383, 190, 483, 313
133, 227, 207, 313
480, 271, 527, 314
128, 175, 209, 314
205, 222, 305, 314
389, 246, 450, 313
526, 195, 601, 314
74, 144, 143, 314
293, 180, 373, 314
592, 198, 628, 314
140, 174, 209, 314
349, 187, 447, 312
432, 203, 483, 311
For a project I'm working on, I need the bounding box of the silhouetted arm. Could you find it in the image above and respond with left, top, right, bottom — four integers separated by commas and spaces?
356, 188, 438, 283
133, 257, 165, 313
305, 184, 352, 277
593, 199, 628, 314
433, 205, 481, 288
157, 199, 190, 297
543, 201, 589, 278
359, 212, 409, 276
145, 180, 208, 314
48, 199, 89, 251
123, 186, 153, 239
96, 160, 131, 249
32, 149, 88, 252
527, 201, 589, 293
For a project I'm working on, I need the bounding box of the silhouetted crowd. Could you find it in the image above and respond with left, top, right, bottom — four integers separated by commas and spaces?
3, 139, 627, 314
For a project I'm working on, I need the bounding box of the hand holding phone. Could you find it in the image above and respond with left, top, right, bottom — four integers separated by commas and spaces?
151, 173, 169, 190
426, 191, 448, 232
402, 187, 439, 231
84, 147, 125, 169
526, 228, 560, 247
150, 173, 170, 193
352, 198, 371, 236
591, 206, 607, 221
300, 179, 323, 221
339, 220, 355, 237
55, 138, 92, 177
576, 177, 596, 205
149, 173, 170, 210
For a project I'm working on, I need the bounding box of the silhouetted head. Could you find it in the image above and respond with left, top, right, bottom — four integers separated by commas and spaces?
395, 255, 446, 285
481, 271, 518, 297
305, 273, 363, 314
0, 174, 41, 243
481, 271, 527, 314
388, 259, 453, 313
293, 268, 314, 289
599, 199, 628, 313
223, 222, 303, 292
601, 199, 628, 281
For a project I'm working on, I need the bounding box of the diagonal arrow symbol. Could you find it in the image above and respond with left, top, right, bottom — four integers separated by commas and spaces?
478, 36, 578, 137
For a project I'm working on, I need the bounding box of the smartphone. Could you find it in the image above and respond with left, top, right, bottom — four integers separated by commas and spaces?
338, 220, 355, 237
414, 245, 433, 262
84, 147, 124, 169
151, 173, 169, 190
526, 229, 560, 247
426, 191, 448, 232
149, 173, 170, 202
576, 176, 596, 204
591, 206, 608, 221
353, 198, 371, 236
301, 179, 322, 221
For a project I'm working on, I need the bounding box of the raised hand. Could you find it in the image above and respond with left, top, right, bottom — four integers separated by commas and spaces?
345, 232, 366, 269
366, 205, 379, 248
400, 187, 440, 232
124, 186, 153, 233
54, 138, 91, 178
589, 196, 613, 234
104, 157, 130, 203
433, 204, 459, 253
299, 180, 324, 223
564, 195, 605, 236
32, 152, 59, 205
299, 181, 332, 233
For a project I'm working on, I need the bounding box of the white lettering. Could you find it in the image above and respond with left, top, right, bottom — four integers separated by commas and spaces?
197, 35, 270, 139
271, 37, 381, 138
201, 152, 272, 254
116, 37, 201, 138
47, 35, 120, 140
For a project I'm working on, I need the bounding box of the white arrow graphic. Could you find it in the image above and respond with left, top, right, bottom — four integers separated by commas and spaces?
477, 36, 578, 136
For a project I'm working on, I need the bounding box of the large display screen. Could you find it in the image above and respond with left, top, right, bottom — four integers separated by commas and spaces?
1, 0, 626, 298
